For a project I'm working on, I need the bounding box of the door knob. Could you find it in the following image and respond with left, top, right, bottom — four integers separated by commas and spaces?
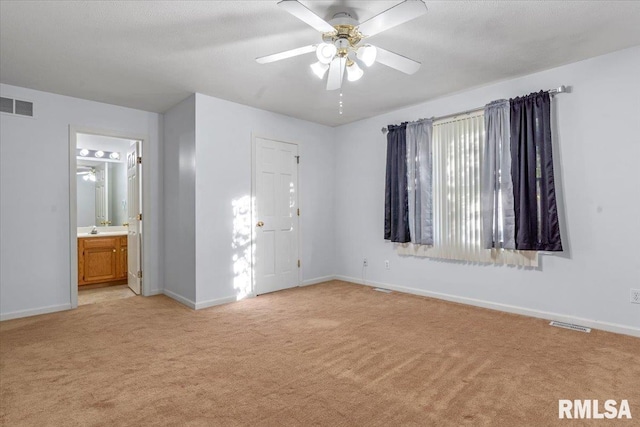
256, 221, 264, 227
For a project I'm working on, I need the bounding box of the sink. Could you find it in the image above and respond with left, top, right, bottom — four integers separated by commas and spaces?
78, 230, 128, 238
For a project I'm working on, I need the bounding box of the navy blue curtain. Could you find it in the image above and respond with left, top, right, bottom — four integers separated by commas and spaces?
384, 123, 411, 243
510, 91, 562, 251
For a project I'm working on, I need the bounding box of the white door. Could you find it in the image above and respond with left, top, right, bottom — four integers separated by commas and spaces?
254, 137, 299, 295
94, 164, 107, 226
127, 141, 142, 295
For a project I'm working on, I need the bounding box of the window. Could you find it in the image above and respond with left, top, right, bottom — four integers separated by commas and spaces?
398, 111, 538, 267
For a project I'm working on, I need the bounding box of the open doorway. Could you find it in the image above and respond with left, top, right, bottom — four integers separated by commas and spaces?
69, 129, 144, 307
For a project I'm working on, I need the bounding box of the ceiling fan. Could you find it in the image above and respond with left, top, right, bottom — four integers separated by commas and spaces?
77, 166, 97, 181
256, 0, 427, 90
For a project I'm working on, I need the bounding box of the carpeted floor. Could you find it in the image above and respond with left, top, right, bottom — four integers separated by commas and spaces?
1, 281, 638, 426
78, 284, 137, 306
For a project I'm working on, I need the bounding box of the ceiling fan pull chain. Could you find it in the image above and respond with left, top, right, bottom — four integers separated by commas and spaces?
339, 91, 344, 115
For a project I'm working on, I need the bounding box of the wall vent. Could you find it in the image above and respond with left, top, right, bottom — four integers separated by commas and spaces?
549, 321, 591, 333
0, 97, 13, 114
0, 96, 34, 117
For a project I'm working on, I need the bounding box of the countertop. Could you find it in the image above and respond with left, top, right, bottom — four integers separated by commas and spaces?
77, 231, 128, 238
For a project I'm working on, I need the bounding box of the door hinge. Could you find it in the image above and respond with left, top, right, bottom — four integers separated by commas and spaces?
297, 259, 301, 268
297, 208, 300, 216
295, 155, 300, 164
137, 270, 143, 279
137, 213, 142, 221
137, 156, 142, 164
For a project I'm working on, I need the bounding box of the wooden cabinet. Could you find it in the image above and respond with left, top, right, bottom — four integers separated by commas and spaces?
78, 236, 127, 286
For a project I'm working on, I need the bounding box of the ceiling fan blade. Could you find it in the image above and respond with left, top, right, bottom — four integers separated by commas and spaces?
278, 0, 336, 33
256, 44, 316, 64
326, 57, 345, 91
358, 0, 427, 38
375, 46, 421, 74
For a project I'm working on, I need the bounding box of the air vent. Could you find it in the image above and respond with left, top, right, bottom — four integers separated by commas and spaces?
15, 100, 33, 117
0, 96, 34, 117
0, 97, 13, 114
549, 321, 591, 333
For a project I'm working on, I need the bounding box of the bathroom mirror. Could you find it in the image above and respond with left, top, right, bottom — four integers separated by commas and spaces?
76, 133, 134, 228
77, 159, 127, 227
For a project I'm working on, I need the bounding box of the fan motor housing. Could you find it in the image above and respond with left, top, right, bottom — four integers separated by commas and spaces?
323, 12, 362, 48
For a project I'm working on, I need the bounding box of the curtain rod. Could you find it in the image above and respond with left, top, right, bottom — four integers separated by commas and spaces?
381, 85, 569, 134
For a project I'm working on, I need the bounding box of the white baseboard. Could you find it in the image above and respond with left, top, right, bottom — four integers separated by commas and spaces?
162, 289, 237, 310
0, 303, 72, 321
195, 295, 237, 310
145, 288, 164, 296
163, 289, 196, 309
301, 275, 337, 287
335, 275, 640, 338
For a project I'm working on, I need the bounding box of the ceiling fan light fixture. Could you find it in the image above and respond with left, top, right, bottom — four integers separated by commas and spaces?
310, 61, 329, 79
316, 43, 337, 64
346, 62, 363, 82
357, 44, 377, 67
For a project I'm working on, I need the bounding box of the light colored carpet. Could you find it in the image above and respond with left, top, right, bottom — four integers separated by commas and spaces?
1, 281, 638, 426
78, 285, 137, 306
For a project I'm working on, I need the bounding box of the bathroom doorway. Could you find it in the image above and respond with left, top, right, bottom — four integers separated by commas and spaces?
69, 128, 146, 308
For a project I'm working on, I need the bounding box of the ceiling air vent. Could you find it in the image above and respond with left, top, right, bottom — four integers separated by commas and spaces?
0, 96, 34, 117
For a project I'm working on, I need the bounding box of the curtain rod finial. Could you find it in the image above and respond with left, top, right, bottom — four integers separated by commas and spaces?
382, 127, 388, 134
550, 85, 570, 95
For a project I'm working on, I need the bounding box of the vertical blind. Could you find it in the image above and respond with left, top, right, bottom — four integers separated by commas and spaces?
398, 111, 538, 266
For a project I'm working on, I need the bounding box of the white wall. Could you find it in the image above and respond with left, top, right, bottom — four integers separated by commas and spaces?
333, 46, 640, 335
162, 95, 197, 304
194, 93, 336, 307
0, 84, 163, 319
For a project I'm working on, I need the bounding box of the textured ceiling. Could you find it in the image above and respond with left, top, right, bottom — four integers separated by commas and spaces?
1, 1, 639, 126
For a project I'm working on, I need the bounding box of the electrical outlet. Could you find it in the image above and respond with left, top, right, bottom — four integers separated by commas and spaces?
385, 260, 390, 270
363, 258, 368, 267
631, 289, 640, 304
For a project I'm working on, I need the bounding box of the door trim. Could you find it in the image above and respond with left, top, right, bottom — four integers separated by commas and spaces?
69, 126, 148, 308
251, 134, 301, 296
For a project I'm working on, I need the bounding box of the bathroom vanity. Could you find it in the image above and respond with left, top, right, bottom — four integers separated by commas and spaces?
78, 232, 128, 286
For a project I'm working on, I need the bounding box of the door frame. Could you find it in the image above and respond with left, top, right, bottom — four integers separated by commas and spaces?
68, 126, 148, 308
251, 133, 301, 296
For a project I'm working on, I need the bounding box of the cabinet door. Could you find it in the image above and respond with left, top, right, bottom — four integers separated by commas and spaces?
81, 238, 118, 283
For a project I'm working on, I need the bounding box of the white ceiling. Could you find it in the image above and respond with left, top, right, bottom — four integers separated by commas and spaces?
1, 1, 639, 127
